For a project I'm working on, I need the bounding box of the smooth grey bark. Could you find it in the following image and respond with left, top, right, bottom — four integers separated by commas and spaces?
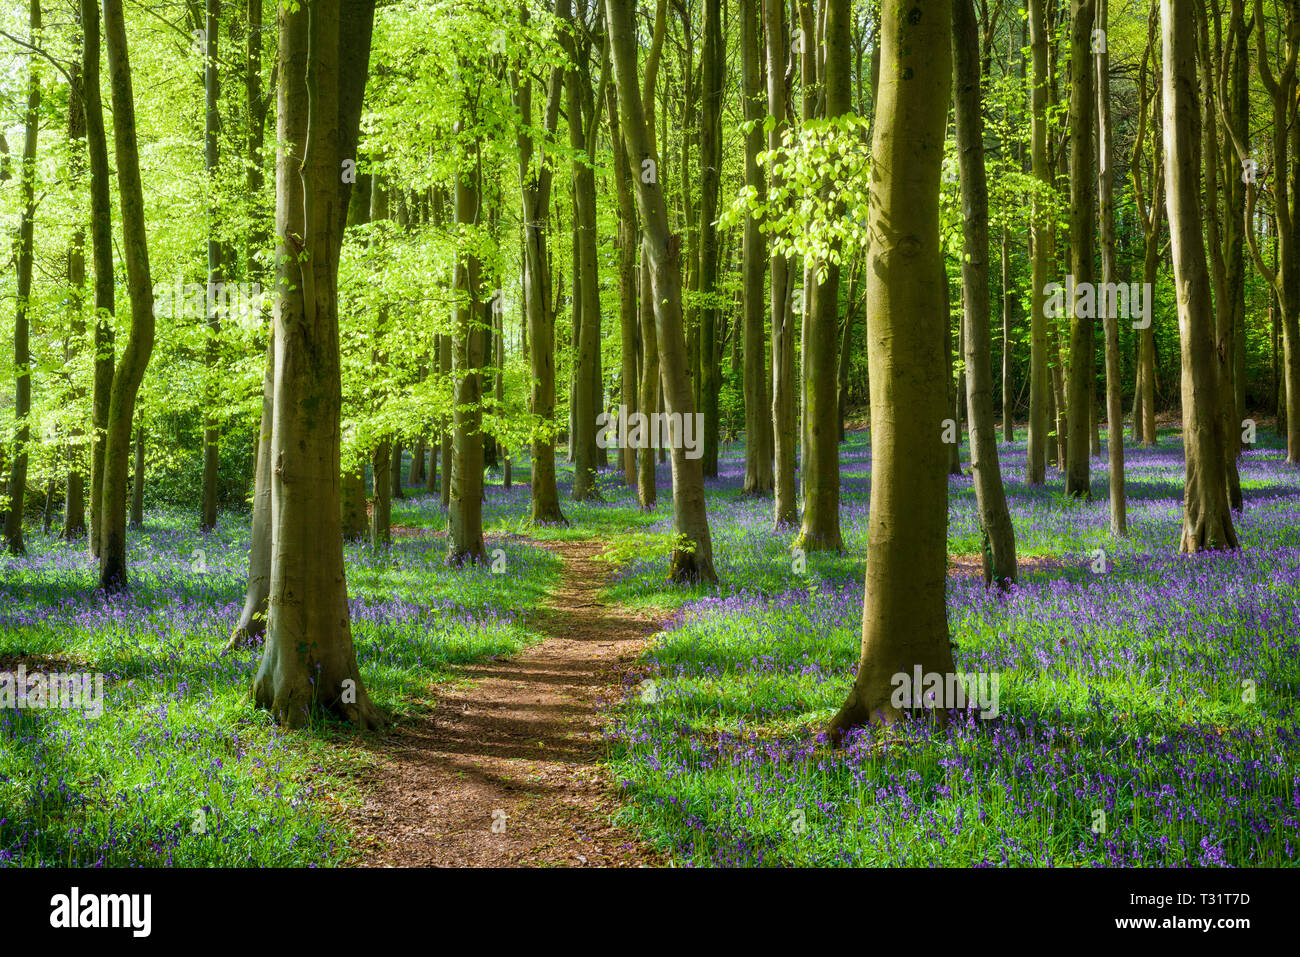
741, 0, 772, 495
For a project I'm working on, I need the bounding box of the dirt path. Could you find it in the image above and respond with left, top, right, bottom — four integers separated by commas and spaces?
346, 538, 666, 867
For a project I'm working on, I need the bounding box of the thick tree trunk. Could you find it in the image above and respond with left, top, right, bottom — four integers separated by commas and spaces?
1162, 0, 1237, 552
62, 43, 88, 542
607, 0, 717, 583
829, 0, 955, 740
607, 79, 640, 491
252, 0, 383, 729
99, 0, 158, 590
954, 0, 1018, 586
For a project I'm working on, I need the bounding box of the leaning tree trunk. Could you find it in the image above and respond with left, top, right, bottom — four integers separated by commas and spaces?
227, 333, 274, 648
4, 0, 40, 556
252, 0, 383, 729
1096, 0, 1126, 534
741, 0, 772, 495
607, 0, 717, 583
99, 0, 157, 591
829, 0, 956, 741
954, 0, 1018, 586
1064, 0, 1096, 501
767, 0, 798, 527
1161, 0, 1237, 553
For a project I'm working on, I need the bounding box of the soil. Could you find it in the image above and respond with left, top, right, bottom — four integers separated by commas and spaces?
345, 537, 667, 867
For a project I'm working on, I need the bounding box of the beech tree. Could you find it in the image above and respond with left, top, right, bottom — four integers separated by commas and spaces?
830, 0, 955, 739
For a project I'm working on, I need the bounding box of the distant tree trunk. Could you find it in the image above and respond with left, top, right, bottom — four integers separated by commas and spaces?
341, 467, 367, 540
390, 440, 404, 499
371, 439, 391, 546
1224, 0, 1249, 459
1026, 0, 1050, 485
514, 7, 568, 524
607, 0, 717, 583
99, 0, 158, 590
607, 77, 640, 491
1096, 0, 1126, 534
84, 0, 115, 559
252, 0, 383, 729
4, 0, 40, 556
1162, 0, 1237, 552
741, 0, 772, 495
200, 0, 222, 532
227, 0, 271, 648
448, 103, 487, 565
829, 0, 955, 740
767, 0, 798, 527
797, 0, 848, 553
130, 417, 145, 528
62, 38, 88, 542
409, 435, 425, 484
954, 0, 1018, 585
440, 332, 452, 509
565, 10, 602, 501
697, 0, 722, 478
1001, 224, 1014, 442
1064, 0, 1096, 501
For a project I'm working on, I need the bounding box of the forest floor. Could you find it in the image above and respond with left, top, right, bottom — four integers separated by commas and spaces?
345, 536, 667, 867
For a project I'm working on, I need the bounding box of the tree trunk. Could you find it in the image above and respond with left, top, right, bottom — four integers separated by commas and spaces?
1026, 0, 1050, 485
1064, 0, 1096, 500
84, 0, 115, 560
1096, 0, 1126, 534
697, 0, 722, 479
954, 0, 1018, 586
252, 0, 383, 729
200, 0, 222, 532
741, 0, 772, 495
607, 0, 717, 583
99, 0, 158, 590
515, 9, 568, 524
797, 0, 848, 553
829, 0, 955, 740
130, 417, 144, 528
4, 0, 40, 556
1162, 0, 1237, 552
767, 0, 798, 527
448, 103, 488, 565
